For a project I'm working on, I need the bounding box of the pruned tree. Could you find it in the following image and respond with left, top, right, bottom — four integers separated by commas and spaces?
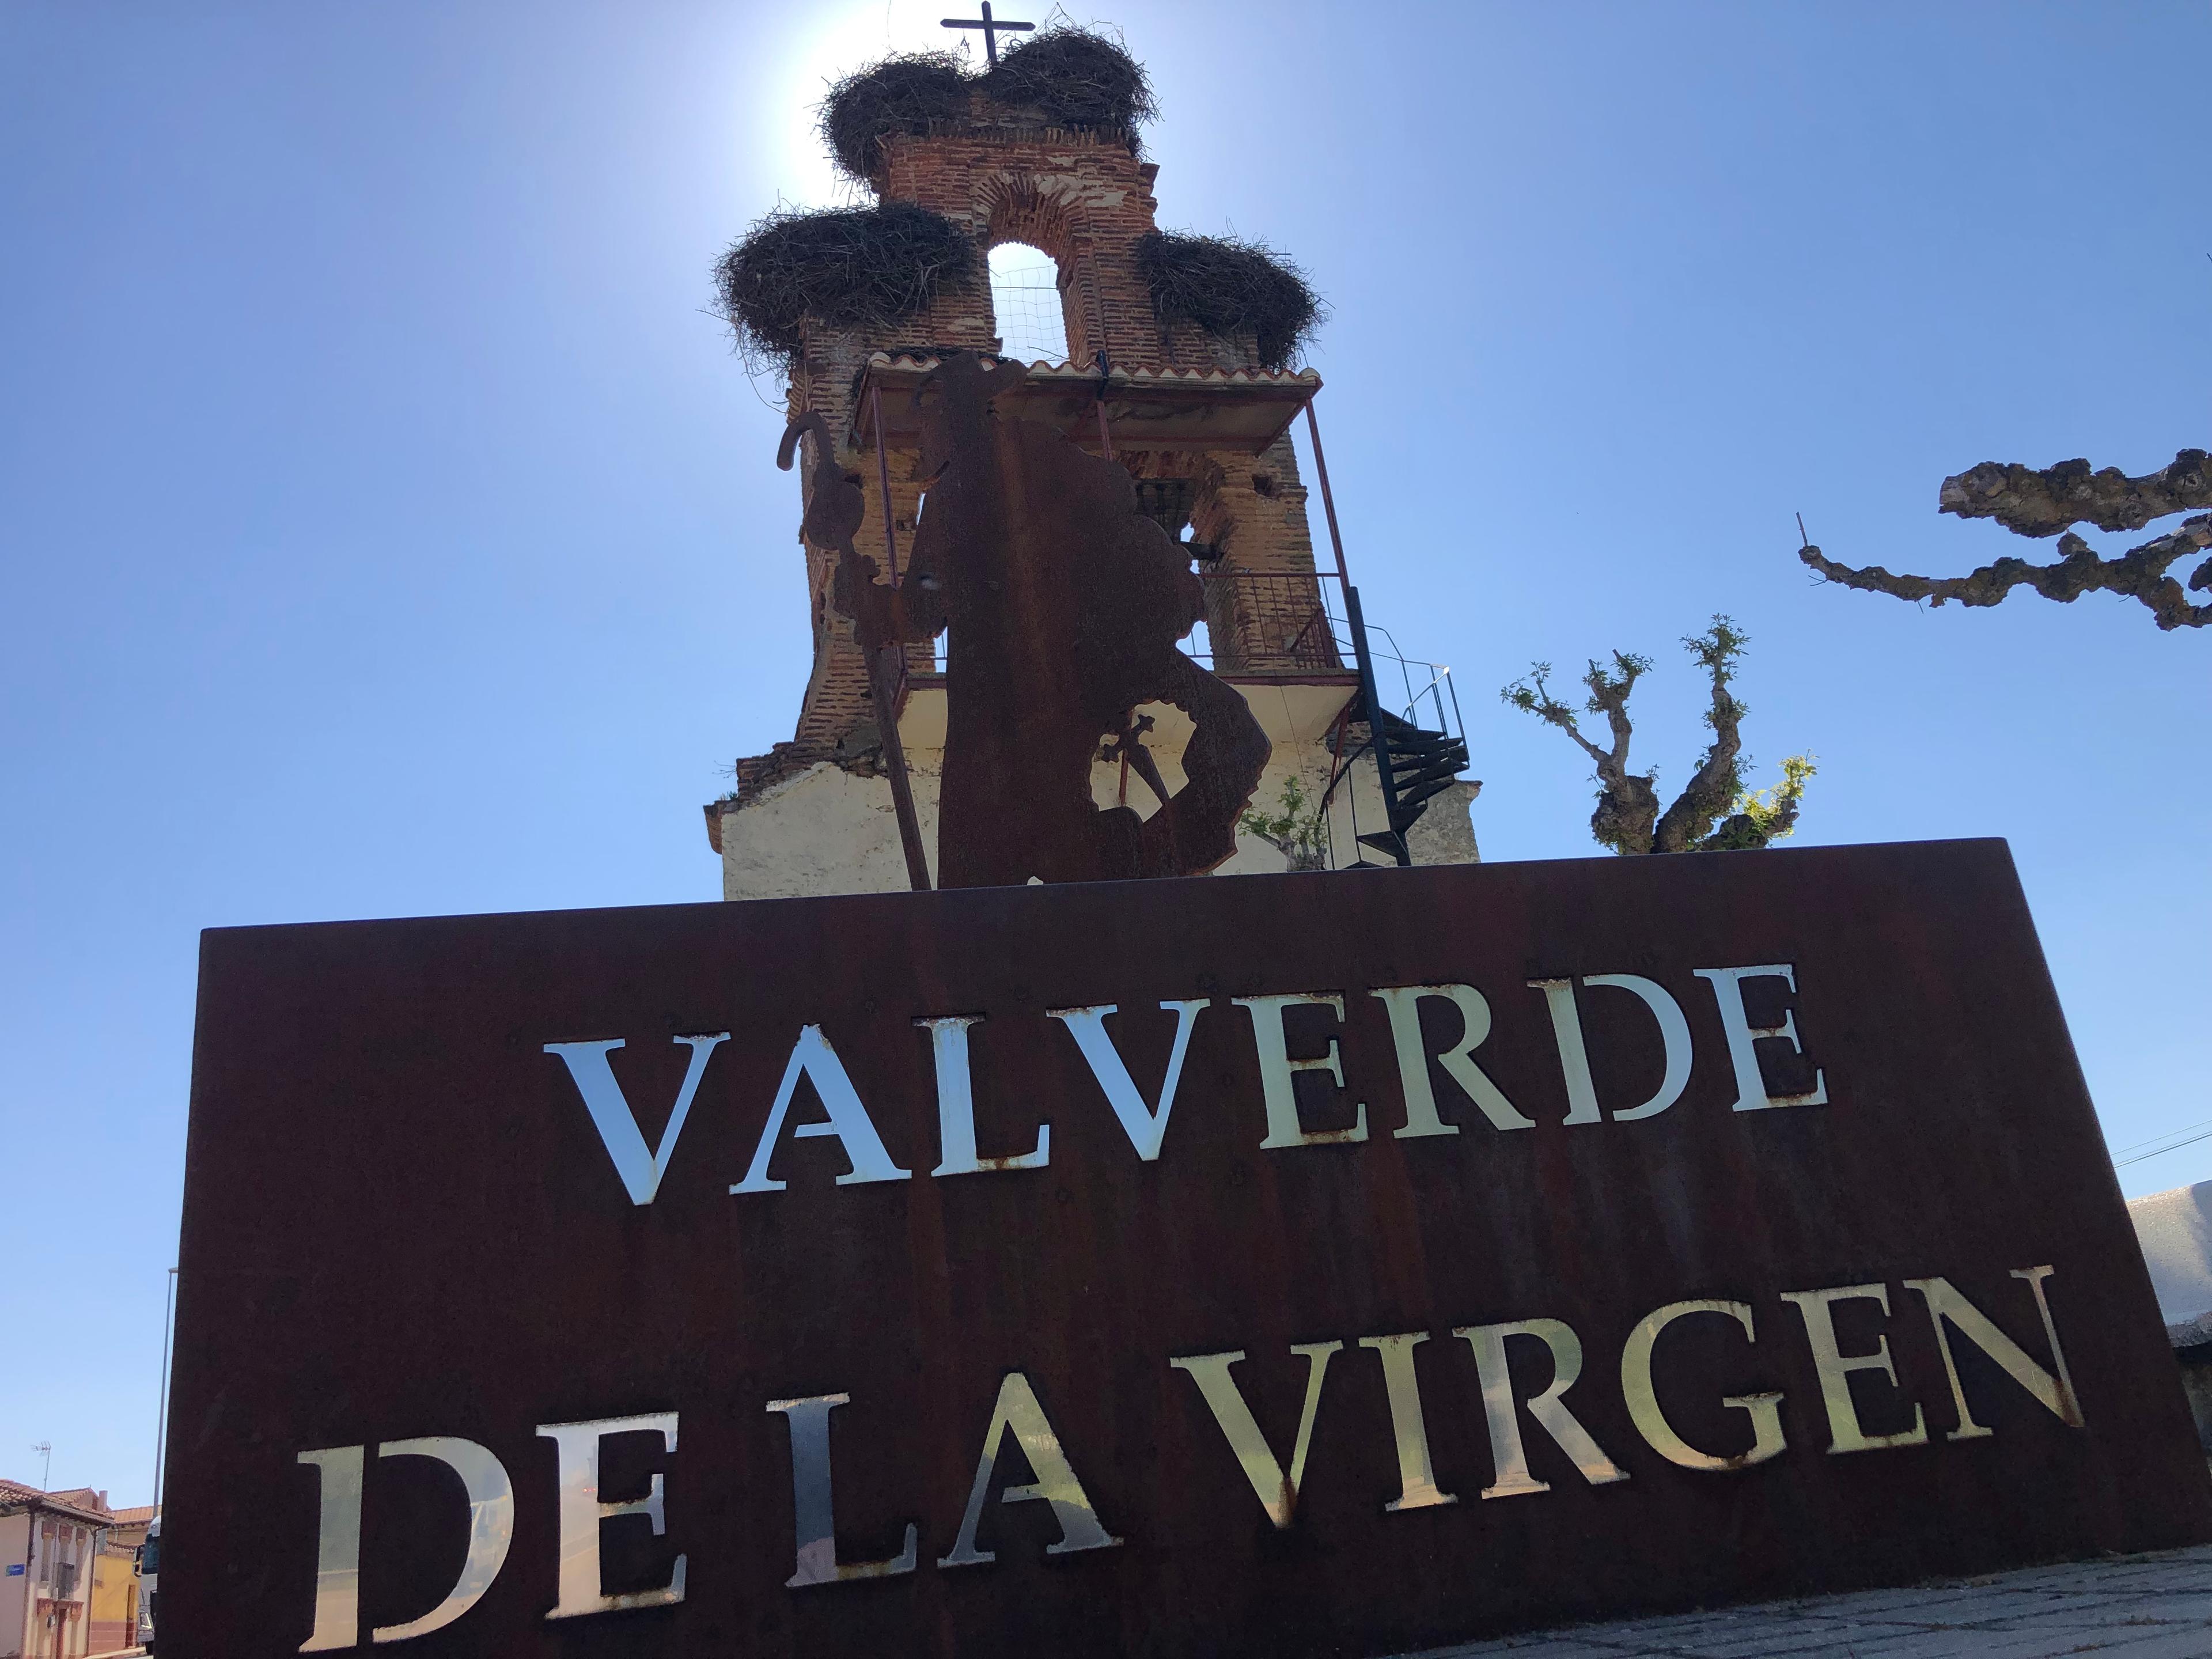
1502, 616, 1814, 855
1238, 775, 1328, 871
1799, 449, 2212, 631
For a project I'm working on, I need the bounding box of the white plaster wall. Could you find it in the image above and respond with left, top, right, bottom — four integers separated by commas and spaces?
721, 756, 944, 901
1409, 779, 1482, 866
1, 1510, 28, 1659
719, 682, 1480, 899
2130, 1180, 2212, 1334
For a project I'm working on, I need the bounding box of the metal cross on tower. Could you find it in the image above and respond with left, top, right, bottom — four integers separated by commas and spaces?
940, 1, 1033, 67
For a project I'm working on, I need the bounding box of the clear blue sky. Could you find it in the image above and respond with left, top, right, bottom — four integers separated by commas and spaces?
3, 1, 2206, 1506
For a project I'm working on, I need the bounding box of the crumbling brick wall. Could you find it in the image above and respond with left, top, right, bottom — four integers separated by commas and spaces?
1188, 434, 1338, 673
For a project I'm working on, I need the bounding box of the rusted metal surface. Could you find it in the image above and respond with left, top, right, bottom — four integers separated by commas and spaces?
1092, 351, 1117, 461
869, 384, 901, 586
162, 842, 2211, 1658
1302, 400, 1352, 586
888, 350, 1270, 885
778, 410, 931, 891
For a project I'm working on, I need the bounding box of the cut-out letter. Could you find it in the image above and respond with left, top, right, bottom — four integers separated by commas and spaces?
1779, 1283, 1927, 1453
1357, 1333, 1457, 1511
732, 1026, 911, 1194
1234, 993, 1368, 1149
536, 1413, 685, 1618
766, 1394, 919, 1586
372, 1438, 515, 1643
1583, 975, 1694, 1122
921, 1016, 1048, 1176
1693, 965, 1827, 1111
1048, 1001, 1205, 1161
1369, 985, 1533, 1135
1455, 1319, 1630, 1497
1171, 1343, 1342, 1528
938, 1372, 1121, 1566
544, 1033, 729, 1205
1903, 1267, 2084, 1439
297, 1445, 363, 1653
1619, 1301, 1785, 1471
1527, 980, 1604, 1126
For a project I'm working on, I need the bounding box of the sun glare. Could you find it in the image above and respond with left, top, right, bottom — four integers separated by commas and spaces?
762, 2, 987, 209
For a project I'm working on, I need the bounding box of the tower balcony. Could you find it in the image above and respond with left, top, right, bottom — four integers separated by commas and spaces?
847, 353, 1320, 458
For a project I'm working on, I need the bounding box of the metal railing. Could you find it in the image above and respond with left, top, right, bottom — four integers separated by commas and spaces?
1187, 570, 1348, 675
1313, 604, 1469, 870
925, 569, 1358, 680
1183, 575, 1463, 749
1361, 616, 1466, 745
918, 565, 1463, 756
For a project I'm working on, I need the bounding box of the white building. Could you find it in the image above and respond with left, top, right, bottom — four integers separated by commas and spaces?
2126, 1178, 2212, 1454
0, 1482, 109, 1659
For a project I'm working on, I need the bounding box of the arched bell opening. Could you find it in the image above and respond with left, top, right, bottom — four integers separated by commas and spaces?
986, 240, 1071, 365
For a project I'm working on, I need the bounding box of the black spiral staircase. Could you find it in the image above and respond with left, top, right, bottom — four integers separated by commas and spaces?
1343, 585, 1470, 868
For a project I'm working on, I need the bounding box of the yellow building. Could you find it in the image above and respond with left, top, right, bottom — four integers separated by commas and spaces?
92, 1506, 151, 1656
85, 1528, 140, 1656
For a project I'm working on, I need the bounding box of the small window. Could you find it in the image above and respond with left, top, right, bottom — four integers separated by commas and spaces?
987, 243, 1069, 365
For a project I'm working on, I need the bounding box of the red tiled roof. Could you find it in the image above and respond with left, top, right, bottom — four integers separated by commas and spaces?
0, 1480, 123, 1525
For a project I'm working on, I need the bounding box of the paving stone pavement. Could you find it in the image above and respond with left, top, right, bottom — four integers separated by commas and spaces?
1413, 1546, 2212, 1658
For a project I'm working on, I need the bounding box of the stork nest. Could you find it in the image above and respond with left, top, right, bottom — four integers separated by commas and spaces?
1136, 231, 1324, 370
981, 26, 1158, 130
817, 51, 969, 183
712, 202, 978, 371
820, 27, 1157, 184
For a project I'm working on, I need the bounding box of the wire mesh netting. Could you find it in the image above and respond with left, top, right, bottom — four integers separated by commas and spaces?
988, 244, 1070, 365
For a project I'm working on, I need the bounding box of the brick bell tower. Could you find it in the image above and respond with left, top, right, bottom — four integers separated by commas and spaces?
705, 26, 1478, 897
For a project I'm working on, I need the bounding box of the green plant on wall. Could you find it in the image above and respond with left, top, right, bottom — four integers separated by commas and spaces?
1240, 775, 1330, 871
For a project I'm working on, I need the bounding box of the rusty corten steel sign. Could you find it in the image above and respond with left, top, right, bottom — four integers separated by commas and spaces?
811, 350, 1270, 888
164, 841, 2211, 1657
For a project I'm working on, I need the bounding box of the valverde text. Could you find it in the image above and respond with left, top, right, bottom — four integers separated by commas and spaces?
544, 963, 1828, 1202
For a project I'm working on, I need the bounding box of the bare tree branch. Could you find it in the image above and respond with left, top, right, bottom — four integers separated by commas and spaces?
1652, 619, 1748, 853
1800, 513, 2212, 631
1578, 654, 1658, 854
1940, 449, 2211, 537
1504, 619, 1808, 855
1503, 661, 1615, 770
